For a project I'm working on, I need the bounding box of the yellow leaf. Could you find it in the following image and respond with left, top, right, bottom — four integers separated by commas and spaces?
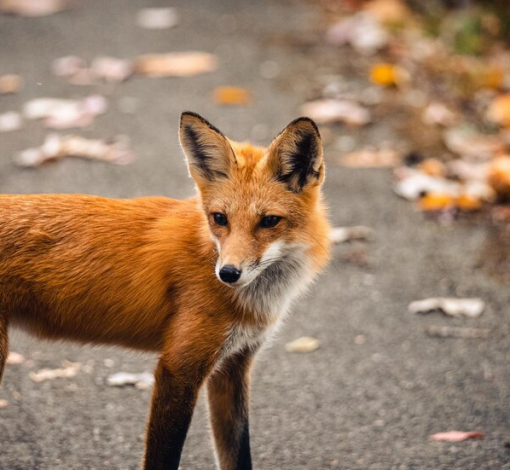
370, 63, 401, 87
486, 94, 510, 128
213, 87, 251, 105
419, 193, 454, 211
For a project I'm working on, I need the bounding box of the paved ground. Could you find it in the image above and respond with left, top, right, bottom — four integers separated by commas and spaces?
1, 1, 510, 469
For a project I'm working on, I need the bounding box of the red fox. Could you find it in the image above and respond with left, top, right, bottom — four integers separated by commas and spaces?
0, 112, 330, 470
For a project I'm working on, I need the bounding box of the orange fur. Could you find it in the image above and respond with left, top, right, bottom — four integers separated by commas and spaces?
0, 112, 330, 470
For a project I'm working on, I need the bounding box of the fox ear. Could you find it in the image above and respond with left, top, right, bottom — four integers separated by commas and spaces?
179, 112, 236, 183
267, 117, 324, 193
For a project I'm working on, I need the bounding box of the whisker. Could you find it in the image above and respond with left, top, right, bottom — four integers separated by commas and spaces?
307, 233, 340, 275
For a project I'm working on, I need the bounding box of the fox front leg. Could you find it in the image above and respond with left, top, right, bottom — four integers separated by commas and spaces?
144, 344, 218, 469
207, 346, 257, 470
0, 312, 7, 383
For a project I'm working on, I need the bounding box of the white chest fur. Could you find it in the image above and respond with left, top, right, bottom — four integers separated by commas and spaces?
223, 249, 316, 358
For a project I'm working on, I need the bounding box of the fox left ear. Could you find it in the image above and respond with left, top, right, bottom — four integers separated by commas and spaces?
267, 117, 324, 193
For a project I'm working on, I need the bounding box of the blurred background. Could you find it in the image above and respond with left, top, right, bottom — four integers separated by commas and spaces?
1, 0, 510, 468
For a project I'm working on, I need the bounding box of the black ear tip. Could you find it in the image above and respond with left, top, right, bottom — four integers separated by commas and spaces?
289, 117, 320, 137
181, 111, 204, 123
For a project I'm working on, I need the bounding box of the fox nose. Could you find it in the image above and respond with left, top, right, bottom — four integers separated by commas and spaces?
219, 265, 241, 284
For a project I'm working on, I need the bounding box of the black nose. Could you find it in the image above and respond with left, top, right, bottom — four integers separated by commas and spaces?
219, 265, 241, 284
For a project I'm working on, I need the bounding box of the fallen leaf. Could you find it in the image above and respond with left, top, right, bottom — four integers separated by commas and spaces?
418, 193, 482, 212
301, 99, 370, 126
486, 94, 510, 128
52, 56, 87, 78
29, 361, 80, 382
0, 399, 8, 408
418, 158, 446, 177
0, 0, 68, 17
446, 160, 489, 182
430, 431, 484, 442
326, 13, 389, 55
285, 337, 320, 353
394, 167, 461, 200
462, 180, 496, 203
370, 63, 406, 87
16, 134, 135, 167
363, 0, 410, 24
106, 372, 155, 390
0, 111, 22, 132
456, 194, 483, 211
137, 7, 179, 30
135, 52, 218, 77
488, 156, 510, 199
422, 102, 457, 127
418, 193, 455, 211
339, 148, 400, 167
91, 57, 133, 83
23, 95, 107, 129
213, 87, 251, 105
443, 127, 505, 161
330, 226, 373, 244
409, 298, 485, 318
426, 326, 490, 339
0, 74, 23, 94
6, 351, 25, 365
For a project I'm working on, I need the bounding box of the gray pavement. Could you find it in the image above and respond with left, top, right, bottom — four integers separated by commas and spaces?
1, 1, 510, 469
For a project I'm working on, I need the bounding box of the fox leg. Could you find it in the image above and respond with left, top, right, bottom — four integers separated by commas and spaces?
143, 324, 222, 470
0, 312, 7, 384
207, 346, 257, 470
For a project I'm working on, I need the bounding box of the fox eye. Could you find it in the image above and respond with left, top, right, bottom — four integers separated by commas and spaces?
213, 213, 228, 227
259, 215, 282, 229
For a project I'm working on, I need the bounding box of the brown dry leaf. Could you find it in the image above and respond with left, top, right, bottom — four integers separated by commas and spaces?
422, 102, 456, 127
16, 134, 135, 167
326, 13, 389, 55
106, 372, 155, 390
135, 52, 218, 77
6, 351, 25, 365
301, 99, 371, 126
443, 127, 505, 160
0, 0, 68, 16
0, 74, 23, 94
29, 361, 80, 382
430, 431, 484, 442
418, 158, 446, 177
285, 337, 320, 353
330, 226, 373, 244
0, 399, 8, 408
91, 57, 133, 83
364, 0, 410, 24
487, 94, 510, 128
213, 87, 251, 106
488, 156, 510, 199
409, 298, 485, 318
339, 148, 400, 168
23, 95, 107, 129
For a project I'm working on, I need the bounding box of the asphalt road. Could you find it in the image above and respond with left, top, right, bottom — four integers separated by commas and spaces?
1, 1, 510, 469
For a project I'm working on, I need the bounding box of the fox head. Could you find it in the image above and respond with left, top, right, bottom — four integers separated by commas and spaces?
179, 111, 329, 290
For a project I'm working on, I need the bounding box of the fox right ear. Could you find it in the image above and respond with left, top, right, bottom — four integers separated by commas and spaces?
179, 112, 236, 183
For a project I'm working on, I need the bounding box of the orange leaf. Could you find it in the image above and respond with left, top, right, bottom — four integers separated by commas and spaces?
213, 87, 251, 106
419, 193, 454, 211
